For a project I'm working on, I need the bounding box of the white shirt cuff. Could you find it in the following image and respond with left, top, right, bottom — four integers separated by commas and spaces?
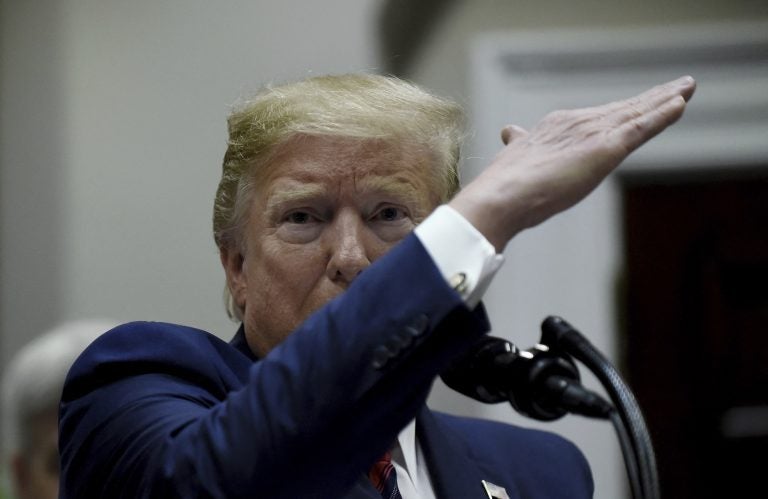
414, 205, 504, 308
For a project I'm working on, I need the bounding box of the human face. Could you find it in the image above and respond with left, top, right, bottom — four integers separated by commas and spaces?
220, 135, 441, 357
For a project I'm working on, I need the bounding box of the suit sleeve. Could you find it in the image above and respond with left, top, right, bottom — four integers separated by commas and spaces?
59, 234, 490, 498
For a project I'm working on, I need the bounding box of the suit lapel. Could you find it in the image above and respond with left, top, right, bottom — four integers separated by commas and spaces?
416, 407, 520, 499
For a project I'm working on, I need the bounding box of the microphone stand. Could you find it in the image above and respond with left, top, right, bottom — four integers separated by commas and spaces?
540, 316, 659, 499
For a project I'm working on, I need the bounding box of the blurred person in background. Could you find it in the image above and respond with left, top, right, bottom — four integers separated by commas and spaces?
1, 320, 117, 499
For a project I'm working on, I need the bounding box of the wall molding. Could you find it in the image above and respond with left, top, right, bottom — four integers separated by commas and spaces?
470, 22, 768, 176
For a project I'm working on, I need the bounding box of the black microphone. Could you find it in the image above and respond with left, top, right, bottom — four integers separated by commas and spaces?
440, 335, 612, 421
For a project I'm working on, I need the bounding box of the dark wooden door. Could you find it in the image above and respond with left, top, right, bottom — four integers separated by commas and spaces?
621, 169, 768, 498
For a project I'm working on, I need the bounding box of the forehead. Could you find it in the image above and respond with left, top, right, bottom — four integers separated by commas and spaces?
257, 135, 442, 203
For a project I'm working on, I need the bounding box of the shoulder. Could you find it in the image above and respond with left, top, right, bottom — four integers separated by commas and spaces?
69, 321, 239, 371
85, 320, 226, 351
434, 411, 594, 498
62, 321, 250, 402
59, 322, 249, 496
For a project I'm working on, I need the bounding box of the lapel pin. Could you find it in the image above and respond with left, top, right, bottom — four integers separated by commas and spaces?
482, 480, 510, 499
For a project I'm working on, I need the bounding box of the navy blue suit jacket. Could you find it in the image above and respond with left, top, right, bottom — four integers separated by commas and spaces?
59, 234, 593, 498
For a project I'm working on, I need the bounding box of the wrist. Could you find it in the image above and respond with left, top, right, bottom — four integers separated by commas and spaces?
449, 185, 522, 253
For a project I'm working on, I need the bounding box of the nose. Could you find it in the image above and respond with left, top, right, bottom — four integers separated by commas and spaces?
326, 210, 371, 286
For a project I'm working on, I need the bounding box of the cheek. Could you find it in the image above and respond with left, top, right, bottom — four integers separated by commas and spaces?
366, 225, 410, 262
371, 221, 416, 246
242, 240, 331, 354
245, 240, 327, 306
370, 239, 399, 263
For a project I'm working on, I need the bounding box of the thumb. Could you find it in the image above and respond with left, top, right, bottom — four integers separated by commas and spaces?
500, 125, 528, 145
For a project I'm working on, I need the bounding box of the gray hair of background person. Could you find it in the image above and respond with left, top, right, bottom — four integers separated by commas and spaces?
212, 73, 467, 321
1, 320, 117, 459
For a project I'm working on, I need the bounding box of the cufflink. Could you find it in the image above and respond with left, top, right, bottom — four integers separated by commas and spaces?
449, 272, 469, 295
482, 480, 510, 499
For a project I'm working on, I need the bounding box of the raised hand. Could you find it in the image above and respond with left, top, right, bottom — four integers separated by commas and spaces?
450, 76, 696, 252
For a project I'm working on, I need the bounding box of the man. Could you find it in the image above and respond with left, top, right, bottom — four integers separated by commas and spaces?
1, 320, 116, 499
59, 73, 695, 498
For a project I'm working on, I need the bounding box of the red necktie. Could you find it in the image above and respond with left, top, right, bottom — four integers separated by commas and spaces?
368, 450, 402, 499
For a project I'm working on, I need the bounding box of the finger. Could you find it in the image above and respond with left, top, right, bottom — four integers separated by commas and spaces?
500, 125, 529, 145
617, 76, 696, 111
599, 76, 696, 126
614, 94, 688, 153
677, 75, 697, 102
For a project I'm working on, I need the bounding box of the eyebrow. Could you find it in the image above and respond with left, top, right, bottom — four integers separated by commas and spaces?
265, 175, 426, 211
265, 183, 326, 210
358, 175, 426, 207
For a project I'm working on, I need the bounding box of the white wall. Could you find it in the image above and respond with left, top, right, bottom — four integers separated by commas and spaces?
1, 0, 381, 364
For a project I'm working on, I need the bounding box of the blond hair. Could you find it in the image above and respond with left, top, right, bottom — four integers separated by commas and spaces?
213, 73, 466, 320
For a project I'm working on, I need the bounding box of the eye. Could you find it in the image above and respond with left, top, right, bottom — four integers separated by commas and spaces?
372, 205, 408, 222
277, 209, 323, 244
285, 211, 314, 224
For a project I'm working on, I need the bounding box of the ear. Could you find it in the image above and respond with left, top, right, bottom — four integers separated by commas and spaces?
219, 245, 247, 311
